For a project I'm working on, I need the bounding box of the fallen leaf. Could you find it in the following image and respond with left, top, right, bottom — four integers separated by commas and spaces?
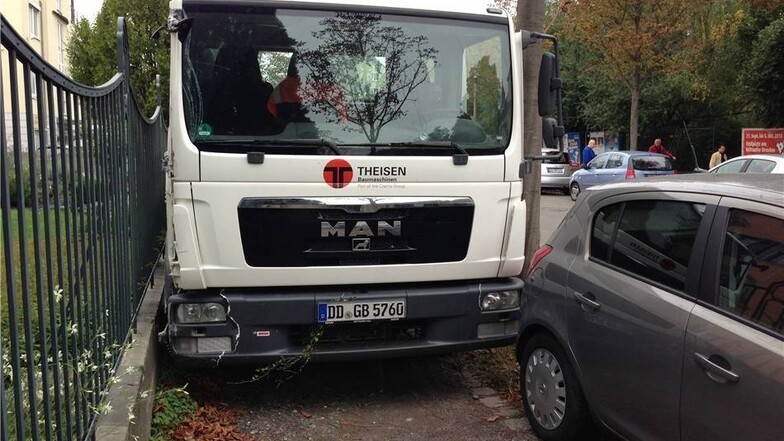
299, 409, 313, 418
486, 415, 501, 422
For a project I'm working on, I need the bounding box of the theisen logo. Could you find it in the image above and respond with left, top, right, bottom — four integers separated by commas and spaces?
323, 159, 407, 188
323, 159, 354, 188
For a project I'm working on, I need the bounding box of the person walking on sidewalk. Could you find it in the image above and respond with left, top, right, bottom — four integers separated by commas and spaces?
582, 138, 597, 166
709, 144, 728, 169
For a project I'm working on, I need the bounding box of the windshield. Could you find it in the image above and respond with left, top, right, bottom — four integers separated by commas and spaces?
182, 5, 512, 155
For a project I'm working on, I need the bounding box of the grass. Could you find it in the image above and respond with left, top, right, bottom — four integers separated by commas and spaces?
455, 346, 521, 403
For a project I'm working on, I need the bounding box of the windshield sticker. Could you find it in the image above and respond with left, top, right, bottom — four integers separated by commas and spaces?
197, 123, 213, 136
323, 159, 354, 188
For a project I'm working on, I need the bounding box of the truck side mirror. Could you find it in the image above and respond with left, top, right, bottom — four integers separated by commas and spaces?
538, 52, 559, 117
542, 117, 563, 149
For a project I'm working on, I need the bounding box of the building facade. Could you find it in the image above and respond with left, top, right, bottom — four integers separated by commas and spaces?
1, 0, 74, 151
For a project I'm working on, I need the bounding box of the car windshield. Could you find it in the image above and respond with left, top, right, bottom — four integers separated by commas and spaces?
181, 5, 512, 155
631, 155, 673, 171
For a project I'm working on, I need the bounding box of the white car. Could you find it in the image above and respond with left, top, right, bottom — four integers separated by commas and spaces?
708, 154, 784, 174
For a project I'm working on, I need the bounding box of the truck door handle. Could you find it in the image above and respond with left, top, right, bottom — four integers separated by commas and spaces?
573, 292, 601, 311
693, 353, 740, 384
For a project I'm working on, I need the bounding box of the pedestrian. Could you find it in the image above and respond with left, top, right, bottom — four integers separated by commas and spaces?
709, 144, 728, 169
582, 138, 597, 166
648, 138, 677, 161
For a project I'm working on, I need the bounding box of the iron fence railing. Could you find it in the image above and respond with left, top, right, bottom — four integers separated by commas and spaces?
1, 14, 165, 441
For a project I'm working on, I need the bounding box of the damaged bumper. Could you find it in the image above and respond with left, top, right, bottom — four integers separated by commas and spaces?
164, 278, 523, 366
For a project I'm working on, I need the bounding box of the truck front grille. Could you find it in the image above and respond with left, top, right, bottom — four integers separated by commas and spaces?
237, 199, 474, 267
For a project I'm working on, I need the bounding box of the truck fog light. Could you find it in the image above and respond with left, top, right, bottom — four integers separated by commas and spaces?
173, 337, 197, 353
479, 291, 520, 311
176, 303, 227, 323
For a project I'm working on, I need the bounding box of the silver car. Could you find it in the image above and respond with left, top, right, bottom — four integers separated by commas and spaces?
517, 174, 784, 441
541, 148, 577, 194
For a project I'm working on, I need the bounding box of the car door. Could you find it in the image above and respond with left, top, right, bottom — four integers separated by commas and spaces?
681, 200, 784, 441
566, 193, 718, 440
594, 153, 625, 185
578, 154, 608, 189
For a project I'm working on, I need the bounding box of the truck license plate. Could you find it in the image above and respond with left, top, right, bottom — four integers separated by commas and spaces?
317, 299, 406, 323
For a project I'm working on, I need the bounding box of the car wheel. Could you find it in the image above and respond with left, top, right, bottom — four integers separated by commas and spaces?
569, 182, 580, 201
521, 333, 594, 441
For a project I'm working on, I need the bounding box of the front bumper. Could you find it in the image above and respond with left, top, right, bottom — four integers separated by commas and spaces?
165, 277, 523, 366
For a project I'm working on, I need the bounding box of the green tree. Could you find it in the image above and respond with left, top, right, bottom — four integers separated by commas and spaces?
743, 15, 784, 127
66, 0, 169, 117
562, 0, 700, 150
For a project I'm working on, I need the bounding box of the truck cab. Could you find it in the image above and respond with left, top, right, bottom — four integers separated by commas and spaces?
163, 0, 531, 365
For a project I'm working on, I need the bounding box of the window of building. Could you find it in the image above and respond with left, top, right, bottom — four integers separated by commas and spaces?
30, 72, 38, 99
716, 209, 784, 335
29, 3, 41, 39
58, 22, 65, 71
591, 200, 705, 291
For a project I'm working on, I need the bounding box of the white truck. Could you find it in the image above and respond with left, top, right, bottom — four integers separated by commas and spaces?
160, 0, 563, 365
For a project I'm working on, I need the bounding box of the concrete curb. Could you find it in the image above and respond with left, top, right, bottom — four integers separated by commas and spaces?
95, 260, 164, 441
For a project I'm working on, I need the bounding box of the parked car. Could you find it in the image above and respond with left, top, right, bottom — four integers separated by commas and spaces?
707, 154, 784, 174
569, 151, 675, 201
517, 174, 784, 441
541, 148, 578, 194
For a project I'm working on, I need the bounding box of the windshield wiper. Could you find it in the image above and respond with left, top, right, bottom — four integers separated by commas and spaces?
338, 141, 469, 165
195, 138, 341, 156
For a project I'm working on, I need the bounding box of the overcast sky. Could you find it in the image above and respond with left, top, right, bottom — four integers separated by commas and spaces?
74, 0, 104, 22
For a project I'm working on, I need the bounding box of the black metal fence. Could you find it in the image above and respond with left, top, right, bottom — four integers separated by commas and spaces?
1, 15, 165, 441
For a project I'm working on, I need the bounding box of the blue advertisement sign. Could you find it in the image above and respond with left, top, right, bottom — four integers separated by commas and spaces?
567, 132, 581, 165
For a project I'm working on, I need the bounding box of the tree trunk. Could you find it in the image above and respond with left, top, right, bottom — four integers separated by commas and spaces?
629, 66, 640, 150
518, 0, 545, 276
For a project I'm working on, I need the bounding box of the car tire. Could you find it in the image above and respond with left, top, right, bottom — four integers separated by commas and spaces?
562, 186, 570, 196
569, 182, 580, 201
521, 333, 594, 441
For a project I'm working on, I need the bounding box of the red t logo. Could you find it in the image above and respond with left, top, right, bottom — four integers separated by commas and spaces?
323, 159, 353, 188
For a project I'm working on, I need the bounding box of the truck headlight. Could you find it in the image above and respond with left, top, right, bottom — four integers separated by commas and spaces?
479, 291, 520, 311
175, 303, 227, 323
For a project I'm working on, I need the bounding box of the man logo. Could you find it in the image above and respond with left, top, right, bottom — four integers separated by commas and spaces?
323, 159, 353, 188
352, 238, 371, 251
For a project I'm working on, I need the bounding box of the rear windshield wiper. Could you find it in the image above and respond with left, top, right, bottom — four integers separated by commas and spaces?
195, 138, 341, 156
338, 141, 469, 165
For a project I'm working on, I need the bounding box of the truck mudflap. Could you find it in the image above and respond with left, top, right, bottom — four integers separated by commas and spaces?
164, 278, 523, 366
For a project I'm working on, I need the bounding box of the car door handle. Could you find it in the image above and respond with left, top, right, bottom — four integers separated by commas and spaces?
573, 292, 601, 311
693, 353, 740, 384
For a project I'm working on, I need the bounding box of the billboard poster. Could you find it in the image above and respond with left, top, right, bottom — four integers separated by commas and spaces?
567, 132, 581, 165
742, 128, 784, 156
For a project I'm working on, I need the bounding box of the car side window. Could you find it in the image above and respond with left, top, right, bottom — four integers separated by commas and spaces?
605, 154, 623, 169
746, 159, 776, 173
713, 160, 746, 174
588, 155, 607, 169
715, 209, 784, 336
590, 200, 705, 291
